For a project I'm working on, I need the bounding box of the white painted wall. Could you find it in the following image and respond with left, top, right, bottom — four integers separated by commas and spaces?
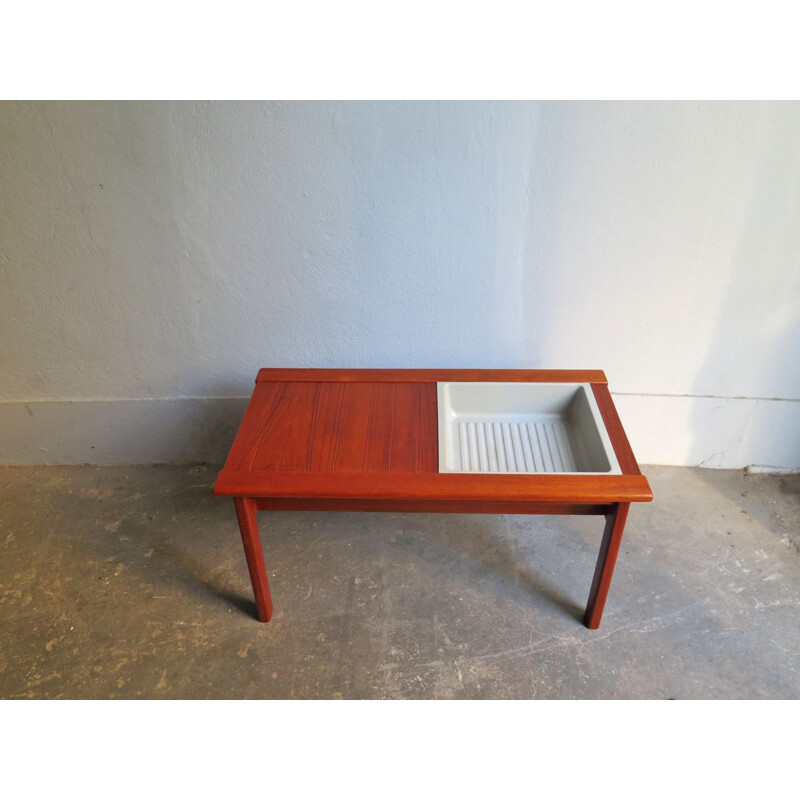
2, 101, 799, 467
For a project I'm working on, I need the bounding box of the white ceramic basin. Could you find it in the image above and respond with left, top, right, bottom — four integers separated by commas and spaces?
437, 382, 622, 474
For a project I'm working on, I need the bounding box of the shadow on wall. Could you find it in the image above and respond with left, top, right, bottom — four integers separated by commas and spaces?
88, 389, 249, 467
688, 106, 800, 471
144, 378, 251, 466
96, 394, 250, 467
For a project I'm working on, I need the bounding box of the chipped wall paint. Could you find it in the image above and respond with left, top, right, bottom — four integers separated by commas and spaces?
1, 101, 799, 466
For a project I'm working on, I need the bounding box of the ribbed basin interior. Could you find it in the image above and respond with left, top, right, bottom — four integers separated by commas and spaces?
456, 420, 576, 473
438, 382, 621, 475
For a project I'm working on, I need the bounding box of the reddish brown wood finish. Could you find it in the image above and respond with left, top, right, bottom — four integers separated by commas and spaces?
221, 380, 441, 480
256, 368, 608, 384
584, 502, 630, 629
255, 498, 612, 515
216, 375, 651, 505
215, 368, 651, 629
591, 383, 641, 476
216, 471, 651, 504
233, 497, 273, 622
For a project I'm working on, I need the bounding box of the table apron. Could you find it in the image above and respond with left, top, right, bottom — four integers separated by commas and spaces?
253, 497, 613, 515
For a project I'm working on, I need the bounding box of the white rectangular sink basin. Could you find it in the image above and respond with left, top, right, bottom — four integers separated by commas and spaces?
437, 382, 622, 474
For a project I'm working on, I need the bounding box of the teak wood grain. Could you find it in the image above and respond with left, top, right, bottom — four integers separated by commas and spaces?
256, 368, 608, 384
214, 368, 652, 629
591, 383, 641, 476
222, 380, 440, 478
215, 471, 652, 504
216, 372, 651, 505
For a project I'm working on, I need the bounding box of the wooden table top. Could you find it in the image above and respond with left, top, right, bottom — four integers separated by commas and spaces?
213, 369, 652, 507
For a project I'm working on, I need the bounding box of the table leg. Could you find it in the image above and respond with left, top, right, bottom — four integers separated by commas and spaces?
584, 502, 630, 629
233, 497, 274, 622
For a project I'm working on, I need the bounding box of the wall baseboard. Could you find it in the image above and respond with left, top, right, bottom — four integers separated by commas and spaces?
0, 397, 249, 466
613, 393, 800, 470
0, 394, 798, 469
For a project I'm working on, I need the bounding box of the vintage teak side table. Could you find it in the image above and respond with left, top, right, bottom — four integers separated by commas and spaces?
214, 369, 652, 629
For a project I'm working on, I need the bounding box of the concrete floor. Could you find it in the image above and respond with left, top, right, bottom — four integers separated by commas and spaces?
1, 464, 798, 699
